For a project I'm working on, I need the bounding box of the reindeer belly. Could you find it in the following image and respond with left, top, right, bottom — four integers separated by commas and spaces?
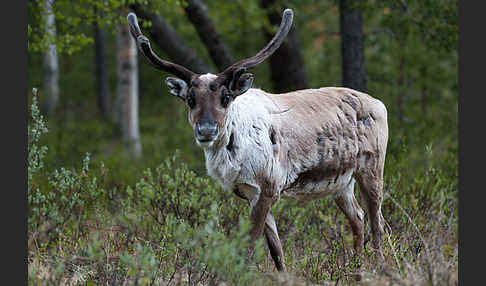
280, 169, 354, 201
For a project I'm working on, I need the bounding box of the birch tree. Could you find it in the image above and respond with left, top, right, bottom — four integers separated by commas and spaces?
41, 0, 59, 115
115, 20, 142, 159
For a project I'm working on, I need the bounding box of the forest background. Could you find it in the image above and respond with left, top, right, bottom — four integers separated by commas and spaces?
27, 0, 458, 284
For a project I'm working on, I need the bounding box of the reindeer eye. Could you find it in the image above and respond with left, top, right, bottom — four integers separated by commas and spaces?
221, 89, 232, 108
187, 89, 196, 109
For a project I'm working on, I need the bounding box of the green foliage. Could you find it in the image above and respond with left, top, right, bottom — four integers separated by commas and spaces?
28, 88, 105, 247
361, 0, 457, 53
28, 0, 110, 54
27, 0, 185, 54
28, 88, 48, 192
120, 152, 266, 284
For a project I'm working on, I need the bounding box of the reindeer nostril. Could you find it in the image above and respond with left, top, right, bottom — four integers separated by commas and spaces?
196, 125, 203, 136
209, 125, 218, 134
196, 122, 218, 139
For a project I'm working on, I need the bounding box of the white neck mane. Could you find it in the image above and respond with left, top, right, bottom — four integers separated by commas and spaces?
202, 88, 276, 191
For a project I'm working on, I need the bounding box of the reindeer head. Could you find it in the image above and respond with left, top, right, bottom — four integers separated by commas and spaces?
127, 9, 293, 148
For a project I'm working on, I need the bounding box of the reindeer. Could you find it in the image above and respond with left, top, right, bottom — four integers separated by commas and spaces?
127, 8, 388, 272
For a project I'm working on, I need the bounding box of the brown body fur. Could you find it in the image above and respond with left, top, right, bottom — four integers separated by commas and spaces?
240, 87, 388, 270
268, 87, 388, 194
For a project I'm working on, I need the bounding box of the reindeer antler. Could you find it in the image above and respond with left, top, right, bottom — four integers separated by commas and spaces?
127, 13, 196, 83
214, 9, 294, 87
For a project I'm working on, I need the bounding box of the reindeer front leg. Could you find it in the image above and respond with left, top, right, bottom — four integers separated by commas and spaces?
248, 193, 274, 254
264, 212, 286, 271
247, 176, 280, 263
237, 184, 285, 271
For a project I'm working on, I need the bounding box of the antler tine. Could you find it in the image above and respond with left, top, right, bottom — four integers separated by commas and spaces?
215, 9, 294, 85
126, 13, 196, 83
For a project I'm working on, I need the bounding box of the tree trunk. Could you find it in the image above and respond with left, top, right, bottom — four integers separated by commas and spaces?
339, 0, 367, 92
115, 21, 142, 159
41, 0, 59, 115
93, 11, 111, 118
260, 0, 308, 93
130, 3, 212, 74
184, 0, 234, 71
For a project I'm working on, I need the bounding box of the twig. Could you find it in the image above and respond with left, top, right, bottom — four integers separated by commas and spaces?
385, 228, 402, 275
69, 255, 120, 265
384, 193, 429, 256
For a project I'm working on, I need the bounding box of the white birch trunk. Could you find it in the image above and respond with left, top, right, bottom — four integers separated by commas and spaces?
42, 0, 59, 115
115, 21, 142, 159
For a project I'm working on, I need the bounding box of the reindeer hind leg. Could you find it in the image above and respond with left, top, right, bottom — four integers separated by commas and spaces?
333, 178, 365, 254
356, 165, 385, 259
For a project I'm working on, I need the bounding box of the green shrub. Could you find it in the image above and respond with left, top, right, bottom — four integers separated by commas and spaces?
119, 151, 266, 285
28, 88, 108, 250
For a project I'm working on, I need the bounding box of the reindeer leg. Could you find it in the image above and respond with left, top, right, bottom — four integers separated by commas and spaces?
356, 170, 385, 260
333, 178, 365, 255
264, 212, 286, 271
248, 194, 274, 258
237, 184, 284, 271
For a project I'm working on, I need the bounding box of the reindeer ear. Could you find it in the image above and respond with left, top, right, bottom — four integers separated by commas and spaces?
230, 73, 253, 97
165, 77, 188, 100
